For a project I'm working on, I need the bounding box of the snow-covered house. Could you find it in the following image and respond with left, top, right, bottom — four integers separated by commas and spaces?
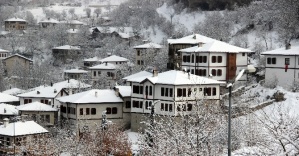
52, 79, 91, 95
52, 45, 82, 63
99, 55, 129, 65
63, 68, 88, 80
91, 27, 135, 41
133, 42, 162, 66
57, 89, 130, 129
17, 85, 68, 109
126, 70, 225, 131
83, 56, 101, 69
0, 48, 10, 59
89, 62, 116, 85
0, 103, 18, 121
4, 17, 27, 31
0, 93, 20, 106
168, 34, 253, 82
114, 86, 131, 118
60, 20, 85, 29
0, 119, 48, 155
261, 44, 299, 89
178, 40, 253, 82
38, 18, 59, 28
3, 54, 33, 77
16, 102, 58, 125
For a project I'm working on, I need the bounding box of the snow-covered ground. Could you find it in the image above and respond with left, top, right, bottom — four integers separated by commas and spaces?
126, 130, 141, 155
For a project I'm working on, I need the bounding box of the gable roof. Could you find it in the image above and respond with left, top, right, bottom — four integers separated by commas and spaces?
89, 62, 116, 70
168, 34, 216, 45
64, 68, 88, 74
0, 93, 19, 103
100, 55, 128, 63
0, 103, 18, 115
16, 102, 57, 111
57, 89, 123, 104
52, 45, 80, 50
132, 70, 225, 85
0, 120, 48, 136
134, 42, 162, 49
179, 40, 253, 53
3, 54, 33, 62
261, 45, 299, 55
5, 17, 27, 22
122, 71, 152, 81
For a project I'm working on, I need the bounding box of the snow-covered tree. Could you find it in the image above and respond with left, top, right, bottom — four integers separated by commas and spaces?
94, 8, 101, 17
84, 7, 91, 18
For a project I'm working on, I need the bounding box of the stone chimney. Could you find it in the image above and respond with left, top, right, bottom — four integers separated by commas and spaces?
54, 89, 57, 93
105, 62, 108, 66
37, 91, 40, 94
95, 91, 98, 97
198, 42, 204, 47
3, 118, 9, 127
286, 43, 291, 50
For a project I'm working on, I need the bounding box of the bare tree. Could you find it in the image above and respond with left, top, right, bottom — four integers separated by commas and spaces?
84, 7, 91, 18
94, 8, 101, 17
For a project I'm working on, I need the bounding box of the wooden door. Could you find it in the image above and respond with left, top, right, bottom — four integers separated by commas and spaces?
226, 53, 237, 81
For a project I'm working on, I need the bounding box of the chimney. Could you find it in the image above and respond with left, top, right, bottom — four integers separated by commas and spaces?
286, 43, 291, 50
198, 42, 203, 47
37, 91, 40, 94
105, 62, 107, 66
153, 68, 158, 77
50, 82, 53, 87
115, 88, 119, 97
3, 118, 9, 127
54, 89, 57, 93
68, 78, 70, 83
95, 91, 98, 97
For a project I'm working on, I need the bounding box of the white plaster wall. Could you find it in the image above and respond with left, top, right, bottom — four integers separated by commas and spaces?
265, 55, 296, 68
236, 53, 248, 66
265, 68, 295, 89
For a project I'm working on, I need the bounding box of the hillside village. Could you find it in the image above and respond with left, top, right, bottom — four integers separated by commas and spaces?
0, 0, 299, 155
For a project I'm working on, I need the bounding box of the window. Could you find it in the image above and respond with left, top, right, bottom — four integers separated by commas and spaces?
242, 53, 245, 56
217, 69, 222, 76
149, 86, 152, 95
93, 71, 96, 77
191, 54, 194, 63
24, 99, 32, 104
45, 115, 50, 123
161, 103, 164, 110
211, 69, 222, 76
133, 85, 139, 94
98, 71, 101, 75
165, 88, 169, 96
267, 57, 276, 64
212, 56, 216, 63
218, 56, 222, 63
106, 107, 111, 114
139, 101, 143, 108
212, 56, 222, 63
169, 104, 173, 112
285, 58, 290, 65
161, 87, 165, 96
183, 55, 190, 62
61, 91, 64, 96
213, 87, 217, 96
125, 101, 131, 108
61, 106, 66, 113
112, 107, 117, 114
195, 69, 207, 76
80, 108, 83, 115
170, 88, 173, 97
41, 99, 49, 104
165, 103, 168, 111
133, 101, 139, 108
137, 50, 140, 56
177, 88, 182, 97
91, 108, 96, 115
145, 101, 152, 110
137, 60, 141, 65
204, 88, 212, 96
187, 103, 192, 111
86, 108, 90, 115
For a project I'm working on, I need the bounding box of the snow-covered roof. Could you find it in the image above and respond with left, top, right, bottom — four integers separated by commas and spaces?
0, 48, 9, 53
39, 18, 59, 24
0, 120, 48, 136
129, 70, 225, 85
17, 86, 62, 98
0, 93, 19, 103
100, 55, 128, 63
122, 71, 152, 81
60, 20, 85, 25
52, 45, 80, 50
57, 89, 123, 104
89, 63, 116, 70
53, 79, 91, 89
94, 27, 133, 34
64, 68, 88, 74
2, 88, 24, 96
84, 56, 101, 62
67, 29, 79, 34
16, 102, 57, 112
3, 54, 33, 62
115, 86, 131, 97
134, 42, 162, 49
0, 103, 18, 115
261, 45, 299, 55
5, 17, 27, 22
179, 40, 253, 53
168, 34, 216, 45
